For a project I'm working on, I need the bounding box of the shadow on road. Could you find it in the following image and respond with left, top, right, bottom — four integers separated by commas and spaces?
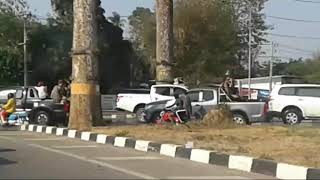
0, 157, 17, 166
0, 149, 16, 153
0, 126, 19, 131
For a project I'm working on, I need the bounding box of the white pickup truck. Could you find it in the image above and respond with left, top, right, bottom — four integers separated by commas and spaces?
116, 84, 188, 119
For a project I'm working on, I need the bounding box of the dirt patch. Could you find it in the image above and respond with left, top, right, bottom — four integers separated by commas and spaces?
93, 110, 320, 168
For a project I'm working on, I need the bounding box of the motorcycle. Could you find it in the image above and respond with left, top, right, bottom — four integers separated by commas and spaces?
7, 111, 29, 126
0, 107, 29, 126
156, 100, 190, 125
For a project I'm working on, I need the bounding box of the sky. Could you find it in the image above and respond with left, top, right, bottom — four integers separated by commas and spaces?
25, 0, 320, 61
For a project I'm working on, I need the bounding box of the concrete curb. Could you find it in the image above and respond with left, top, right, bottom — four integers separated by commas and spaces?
20, 124, 320, 180
102, 114, 136, 120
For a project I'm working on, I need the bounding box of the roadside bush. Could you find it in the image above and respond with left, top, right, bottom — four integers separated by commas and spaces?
202, 105, 236, 129
115, 130, 130, 137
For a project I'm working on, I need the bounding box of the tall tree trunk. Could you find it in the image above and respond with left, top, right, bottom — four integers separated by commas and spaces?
156, 0, 173, 84
69, 0, 102, 131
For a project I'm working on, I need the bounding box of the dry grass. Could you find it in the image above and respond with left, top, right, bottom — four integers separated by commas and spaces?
93, 109, 320, 168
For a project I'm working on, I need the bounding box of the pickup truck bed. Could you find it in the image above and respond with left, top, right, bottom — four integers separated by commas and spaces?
0, 86, 68, 126
190, 87, 267, 124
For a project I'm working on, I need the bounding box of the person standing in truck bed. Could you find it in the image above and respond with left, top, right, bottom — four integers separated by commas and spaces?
50, 80, 64, 103
35, 81, 48, 100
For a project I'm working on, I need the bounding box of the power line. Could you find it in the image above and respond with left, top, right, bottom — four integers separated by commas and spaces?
295, 0, 320, 3
277, 43, 314, 53
269, 33, 320, 40
267, 15, 320, 23
277, 48, 313, 55
258, 55, 298, 59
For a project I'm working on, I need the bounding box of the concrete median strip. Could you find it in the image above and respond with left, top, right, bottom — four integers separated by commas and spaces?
20, 124, 320, 180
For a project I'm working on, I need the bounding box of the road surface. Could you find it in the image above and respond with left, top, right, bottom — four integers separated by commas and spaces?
0, 128, 275, 179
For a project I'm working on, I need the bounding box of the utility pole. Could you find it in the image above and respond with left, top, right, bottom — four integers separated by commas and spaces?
269, 42, 274, 92
23, 20, 27, 88
156, 0, 174, 84
269, 42, 277, 92
248, 5, 252, 100
69, 0, 102, 131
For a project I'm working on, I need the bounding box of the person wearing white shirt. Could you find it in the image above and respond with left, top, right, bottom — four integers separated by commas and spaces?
35, 81, 48, 99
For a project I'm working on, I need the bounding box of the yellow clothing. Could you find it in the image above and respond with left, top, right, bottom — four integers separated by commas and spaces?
3, 98, 16, 113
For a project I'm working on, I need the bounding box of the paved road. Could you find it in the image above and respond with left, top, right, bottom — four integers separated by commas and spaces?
0, 129, 275, 179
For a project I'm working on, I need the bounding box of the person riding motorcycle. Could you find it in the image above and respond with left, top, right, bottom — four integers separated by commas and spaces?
167, 90, 192, 123
1, 93, 16, 125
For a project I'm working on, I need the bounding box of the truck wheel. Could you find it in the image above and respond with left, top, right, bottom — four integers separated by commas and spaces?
232, 113, 248, 125
282, 108, 302, 125
151, 112, 162, 124
134, 107, 145, 122
34, 111, 50, 125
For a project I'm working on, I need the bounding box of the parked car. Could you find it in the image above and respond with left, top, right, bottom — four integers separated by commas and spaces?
116, 84, 188, 120
0, 86, 69, 126
268, 84, 320, 125
143, 87, 267, 125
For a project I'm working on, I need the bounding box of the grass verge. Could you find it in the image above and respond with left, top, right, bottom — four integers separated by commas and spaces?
94, 109, 320, 168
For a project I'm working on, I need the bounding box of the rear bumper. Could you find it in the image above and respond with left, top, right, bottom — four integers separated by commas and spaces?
53, 109, 67, 123
265, 111, 282, 121
116, 101, 134, 112
249, 114, 266, 123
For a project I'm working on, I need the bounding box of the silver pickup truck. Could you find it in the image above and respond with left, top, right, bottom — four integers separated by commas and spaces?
143, 87, 268, 124
189, 87, 267, 124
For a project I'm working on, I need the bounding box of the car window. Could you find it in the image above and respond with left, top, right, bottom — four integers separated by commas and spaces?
202, 90, 214, 101
155, 87, 170, 96
16, 90, 23, 99
188, 91, 200, 102
28, 89, 38, 98
296, 87, 320, 97
174, 87, 187, 95
278, 87, 296, 96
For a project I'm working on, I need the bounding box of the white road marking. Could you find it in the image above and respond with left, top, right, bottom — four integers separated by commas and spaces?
0, 133, 33, 136
0, 136, 15, 140
52, 145, 98, 149
28, 144, 157, 179
166, 176, 251, 179
96, 156, 161, 161
24, 138, 68, 141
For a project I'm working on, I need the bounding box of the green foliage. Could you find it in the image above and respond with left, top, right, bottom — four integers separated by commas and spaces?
28, 20, 72, 87
258, 56, 320, 83
128, 1, 250, 84
174, 0, 241, 84
51, 0, 134, 92
0, 0, 29, 17
128, 7, 156, 79
286, 58, 320, 83
0, 13, 24, 85
108, 12, 126, 28
233, 0, 270, 65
